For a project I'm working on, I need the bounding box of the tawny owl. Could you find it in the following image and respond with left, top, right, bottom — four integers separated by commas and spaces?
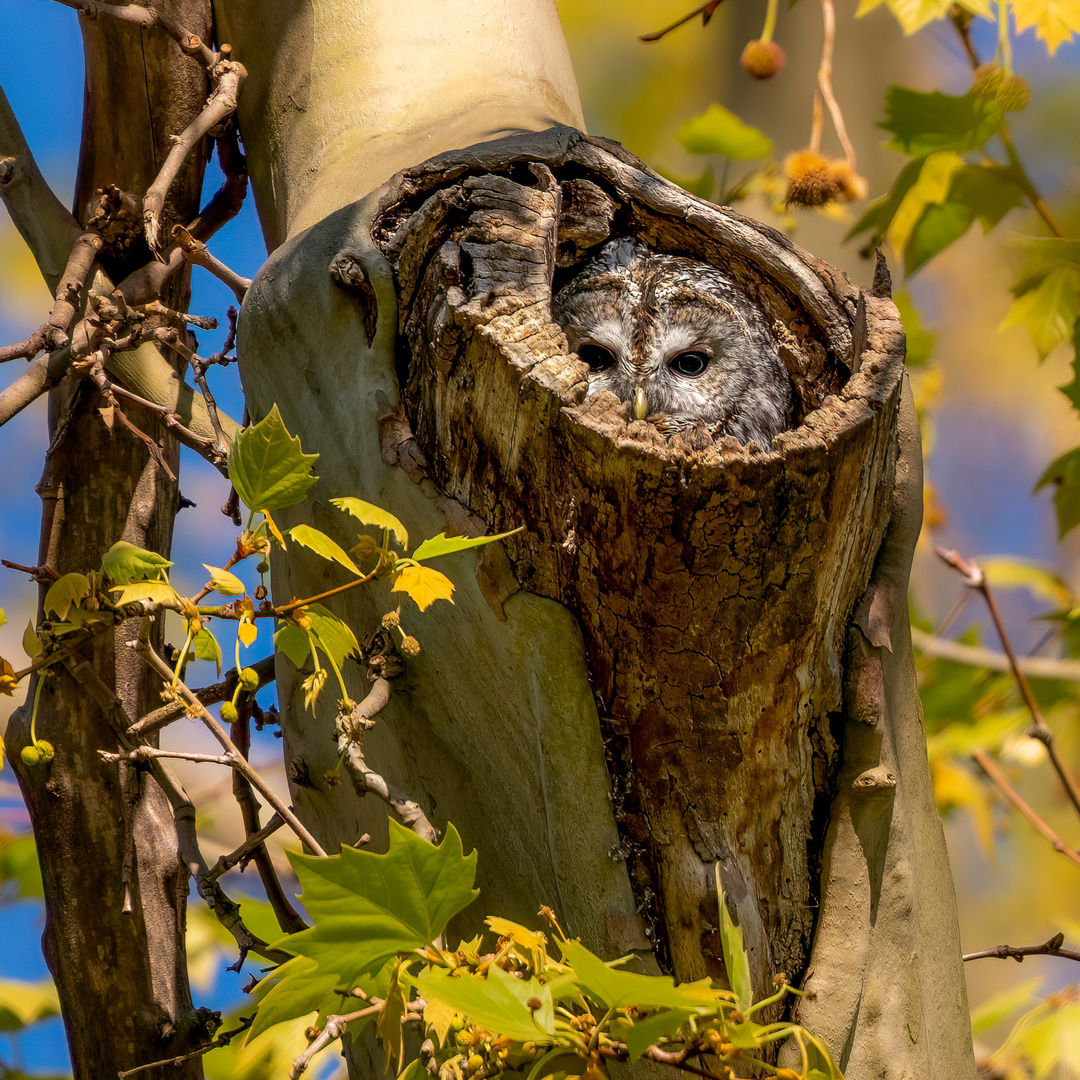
552, 239, 793, 446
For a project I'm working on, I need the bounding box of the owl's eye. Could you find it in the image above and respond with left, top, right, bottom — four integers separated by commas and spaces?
578, 343, 616, 371
670, 351, 710, 377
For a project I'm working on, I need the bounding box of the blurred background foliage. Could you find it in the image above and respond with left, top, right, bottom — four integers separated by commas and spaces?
5, 0, 1080, 1075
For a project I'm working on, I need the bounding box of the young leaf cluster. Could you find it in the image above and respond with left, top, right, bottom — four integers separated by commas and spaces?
241, 822, 842, 1080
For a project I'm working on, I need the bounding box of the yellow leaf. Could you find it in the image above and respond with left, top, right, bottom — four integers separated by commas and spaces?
43, 573, 91, 621
1011, 0, 1080, 54
22, 621, 42, 660
886, 151, 963, 255
980, 556, 1073, 608
0, 656, 16, 698
110, 581, 181, 608
391, 565, 455, 611
261, 510, 287, 548
238, 619, 258, 648
859, 0, 952, 33
999, 265, 1080, 357
332, 497, 409, 548
203, 564, 246, 597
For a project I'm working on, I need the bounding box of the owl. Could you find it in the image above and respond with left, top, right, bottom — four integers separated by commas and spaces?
552, 239, 793, 446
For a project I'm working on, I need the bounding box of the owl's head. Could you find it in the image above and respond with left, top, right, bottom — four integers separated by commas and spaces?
552, 239, 793, 447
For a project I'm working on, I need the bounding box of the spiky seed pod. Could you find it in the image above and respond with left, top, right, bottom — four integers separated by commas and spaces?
972, 62, 1004, 99
829, 160, 868, 202
996, 73, 1032, 112
783, 150, 842, 208
741, 39, 786, 79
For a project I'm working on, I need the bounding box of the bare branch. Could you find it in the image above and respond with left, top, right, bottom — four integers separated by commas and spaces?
911, 626, 1080, 683
972, 748, 1080, 870
639, 1, 724, 41
131, 628, 327, 856
964, 932, 1080, 964
144, 61, 247, 252
938, 547, 1080, 821
173, 224, 252, 302
116, 1017, 253, 1079
203, 812, 286, 883
337, 677, 439, 843
290, 1004, 382, 1079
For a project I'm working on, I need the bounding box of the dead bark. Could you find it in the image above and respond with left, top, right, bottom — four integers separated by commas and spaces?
238, 126, 974, 1076
6, 3, 215, 1075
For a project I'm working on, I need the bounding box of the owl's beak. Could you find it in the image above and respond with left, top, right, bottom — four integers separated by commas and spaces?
633, 387, 648, 420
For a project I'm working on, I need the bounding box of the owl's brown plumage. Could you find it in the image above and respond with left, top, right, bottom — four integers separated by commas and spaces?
552, 239, 793, 446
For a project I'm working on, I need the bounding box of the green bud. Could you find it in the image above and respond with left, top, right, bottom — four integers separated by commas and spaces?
220, 701, 239, 723
972, 61, 1004, 99
996, 72, 1032, 112
467, 1055, 484, 1072
239, 667, 260, 691
35, 740, 55, 763
20, 745, 41, 767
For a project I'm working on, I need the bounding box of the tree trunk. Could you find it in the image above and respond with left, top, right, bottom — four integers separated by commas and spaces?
223, 3, 976, 1076
5, 3, 213, 1075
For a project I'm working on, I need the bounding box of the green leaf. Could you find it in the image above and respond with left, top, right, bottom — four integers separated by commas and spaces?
228, 404, 319, 513
0, 977, 60, 1032
391, 565, 455, 611
110, 581, 182, 608
203, 565, 246, 597
970, 976, 1042, 1037
846, 155, 926, 245
416, 964, 556, 1044
332, 497, 409, 548
274, 623, 311, 669
248, 956, 341, 1041
288, 525, 362, 576
558, 940, 728, 1012
1009, 235, 1080, 270
307, 603, 361, 668
903, 198, 974, 276
674, 103, 772, 160
892, 290, 934, 367
880, 87, 1003, 156
949, 164, 1026, 231
43, 573, 91, 621
397, 1059, 428, 1080
411, 527, 523, 563
377, 959, 408, 1073
1037, 445, 1080, 537
272, 821, 478, 1000
623, 1009, 696, 1060
0, 609, 5, 628
192, 627, 223, 676
21, 621, 42, 660
980, 557, 1073, 608
101, 540, 173, 584
715, 868, 753, 1012
1000, 265, 1080, 358
1059, 317, 1080, 416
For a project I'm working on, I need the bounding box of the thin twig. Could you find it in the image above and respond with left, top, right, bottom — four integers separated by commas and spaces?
290, 1004, 382, 1079
937, 547, 1080, 820
143, 61, 246, 252
131, 628, 327, 856
639, 1, 724, 41
52, 0, 218, 66
817, 0, 857, 168
173, 224, 251, 302
116, 1016, 253, 1078
203, 812, 286, 883
229, 707, 308, 933
972, 747, 1080, 870
910, 627, 1080, 682
337, 677, 439, 842
964, 932, 1080, 964
949, 12, 1064, 238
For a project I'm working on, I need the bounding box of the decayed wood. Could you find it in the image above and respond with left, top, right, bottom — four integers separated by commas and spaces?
374, 127, 904, 995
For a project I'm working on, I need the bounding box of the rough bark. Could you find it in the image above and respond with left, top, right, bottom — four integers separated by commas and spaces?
6, 4, 214, 1076
238, 125, 975, 1076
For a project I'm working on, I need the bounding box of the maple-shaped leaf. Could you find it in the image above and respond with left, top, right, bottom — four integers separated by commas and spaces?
1011, 0, 1080, 54
272, 821, 478, 995
228, 404, 319, 513
391, 565, 455, 611
43, 574, 91, 621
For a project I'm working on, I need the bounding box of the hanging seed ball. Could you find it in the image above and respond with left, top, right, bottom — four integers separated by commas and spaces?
996, 73, 1032, 112
783, 150, 842, 208
829, 160, 868, 202
972, 62, 1004, 99
740, 38, 786, 79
